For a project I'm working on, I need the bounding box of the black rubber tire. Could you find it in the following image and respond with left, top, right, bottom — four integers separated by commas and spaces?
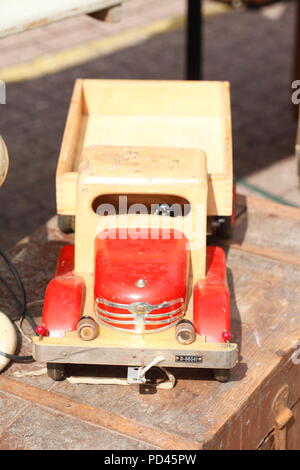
213, 368, 230, 383
214, 216, 233, 239
58, 215, 75, 234
47, 363, 67, 381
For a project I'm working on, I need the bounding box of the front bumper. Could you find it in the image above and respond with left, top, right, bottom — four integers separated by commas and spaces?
33, 331, 238, 370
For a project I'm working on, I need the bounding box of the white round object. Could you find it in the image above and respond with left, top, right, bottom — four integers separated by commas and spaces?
0, 311, 17, 371
0, 136, 9, 187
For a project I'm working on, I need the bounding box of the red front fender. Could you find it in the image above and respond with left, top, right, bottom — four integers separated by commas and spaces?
193, 246, 230, 343
42, 245, 85, 337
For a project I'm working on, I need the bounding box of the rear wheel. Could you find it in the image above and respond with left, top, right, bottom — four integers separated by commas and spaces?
214, 216, 233, 239
213, 368, 230, 383
47, 363, 66, 381
214, 182, 236, 240
58, 215, 75, 234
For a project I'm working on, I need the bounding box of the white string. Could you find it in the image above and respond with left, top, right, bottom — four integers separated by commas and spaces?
67, 356, 176, 389
14, 355, 176, 389
13, 367, 47, 377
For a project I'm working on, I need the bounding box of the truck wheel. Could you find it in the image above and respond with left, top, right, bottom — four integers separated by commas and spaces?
47, 363, 66, 381
214, 182, 236, 239
58, 215, 75, 234
215, 216, 233, 239
213, 368, 230, 383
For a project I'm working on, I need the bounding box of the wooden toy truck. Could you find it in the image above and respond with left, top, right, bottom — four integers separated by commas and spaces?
33, 80, 238, 384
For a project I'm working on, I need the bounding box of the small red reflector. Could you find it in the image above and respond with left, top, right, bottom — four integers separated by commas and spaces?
222, 330, 231, 342
36, 325, 49, 337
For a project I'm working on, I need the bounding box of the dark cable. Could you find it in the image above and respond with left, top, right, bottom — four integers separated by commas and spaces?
0, 274, 23, 321
0, 248, 38, 362
0, 351, 34, 363
0, 248, 37, 331
0, 248, 27, 314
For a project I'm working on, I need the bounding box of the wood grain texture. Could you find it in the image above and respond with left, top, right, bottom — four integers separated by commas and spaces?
227, 194, 300, 265
0, 375, 199, 450
74, 145, 208, 285
56, 79, 233, 217
1, 194, 300, 449
56, 79, 83, 214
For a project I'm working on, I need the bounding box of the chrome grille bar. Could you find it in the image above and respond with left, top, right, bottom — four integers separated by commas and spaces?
96, 297, 184, 312
95, 296, 185, 334
97, 309, 184, 325
99, 314, 183, 334
96, 305, 184, 319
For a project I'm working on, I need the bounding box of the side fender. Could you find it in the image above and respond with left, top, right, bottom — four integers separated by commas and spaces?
42, 245, 85, 337
193, 246, 230, 343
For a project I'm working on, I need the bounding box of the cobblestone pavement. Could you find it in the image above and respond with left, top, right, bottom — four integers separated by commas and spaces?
0, 0, 298, 248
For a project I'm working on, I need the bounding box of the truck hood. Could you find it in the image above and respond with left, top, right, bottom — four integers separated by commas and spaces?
94, 228, 189, 307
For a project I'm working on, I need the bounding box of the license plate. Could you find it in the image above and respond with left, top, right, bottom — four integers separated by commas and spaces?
175, 354, 203, 363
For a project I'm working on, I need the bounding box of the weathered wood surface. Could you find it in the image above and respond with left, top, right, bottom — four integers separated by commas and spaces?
0, 194, 300, 450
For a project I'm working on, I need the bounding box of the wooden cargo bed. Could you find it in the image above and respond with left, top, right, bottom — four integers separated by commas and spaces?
56, 79, 233, 217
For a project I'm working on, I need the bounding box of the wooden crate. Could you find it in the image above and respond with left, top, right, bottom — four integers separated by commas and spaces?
56, 79, 233, 217
0, 194, 300, 449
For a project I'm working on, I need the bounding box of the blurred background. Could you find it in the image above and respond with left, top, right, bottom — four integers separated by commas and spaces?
0, 0, 299, 248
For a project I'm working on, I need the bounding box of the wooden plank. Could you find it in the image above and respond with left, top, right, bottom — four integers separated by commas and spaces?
226, 194, 300, 264
236, 194, 300, 220
57, 80, 233, 216
74, 145, 209, 283
82, 79, 231, 117
0, 395, 155, 451
204, 356, 300, 449
226, 240, 300, 268
75, 116, 228, 174
56, 79, 83, 214
0, 376, 200, 450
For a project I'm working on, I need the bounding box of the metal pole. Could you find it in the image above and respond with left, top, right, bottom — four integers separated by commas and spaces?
186, 0, 202, 80
294, 0, 300, 83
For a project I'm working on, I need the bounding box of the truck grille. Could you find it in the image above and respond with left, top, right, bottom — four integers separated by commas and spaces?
95, 297, 184, 334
